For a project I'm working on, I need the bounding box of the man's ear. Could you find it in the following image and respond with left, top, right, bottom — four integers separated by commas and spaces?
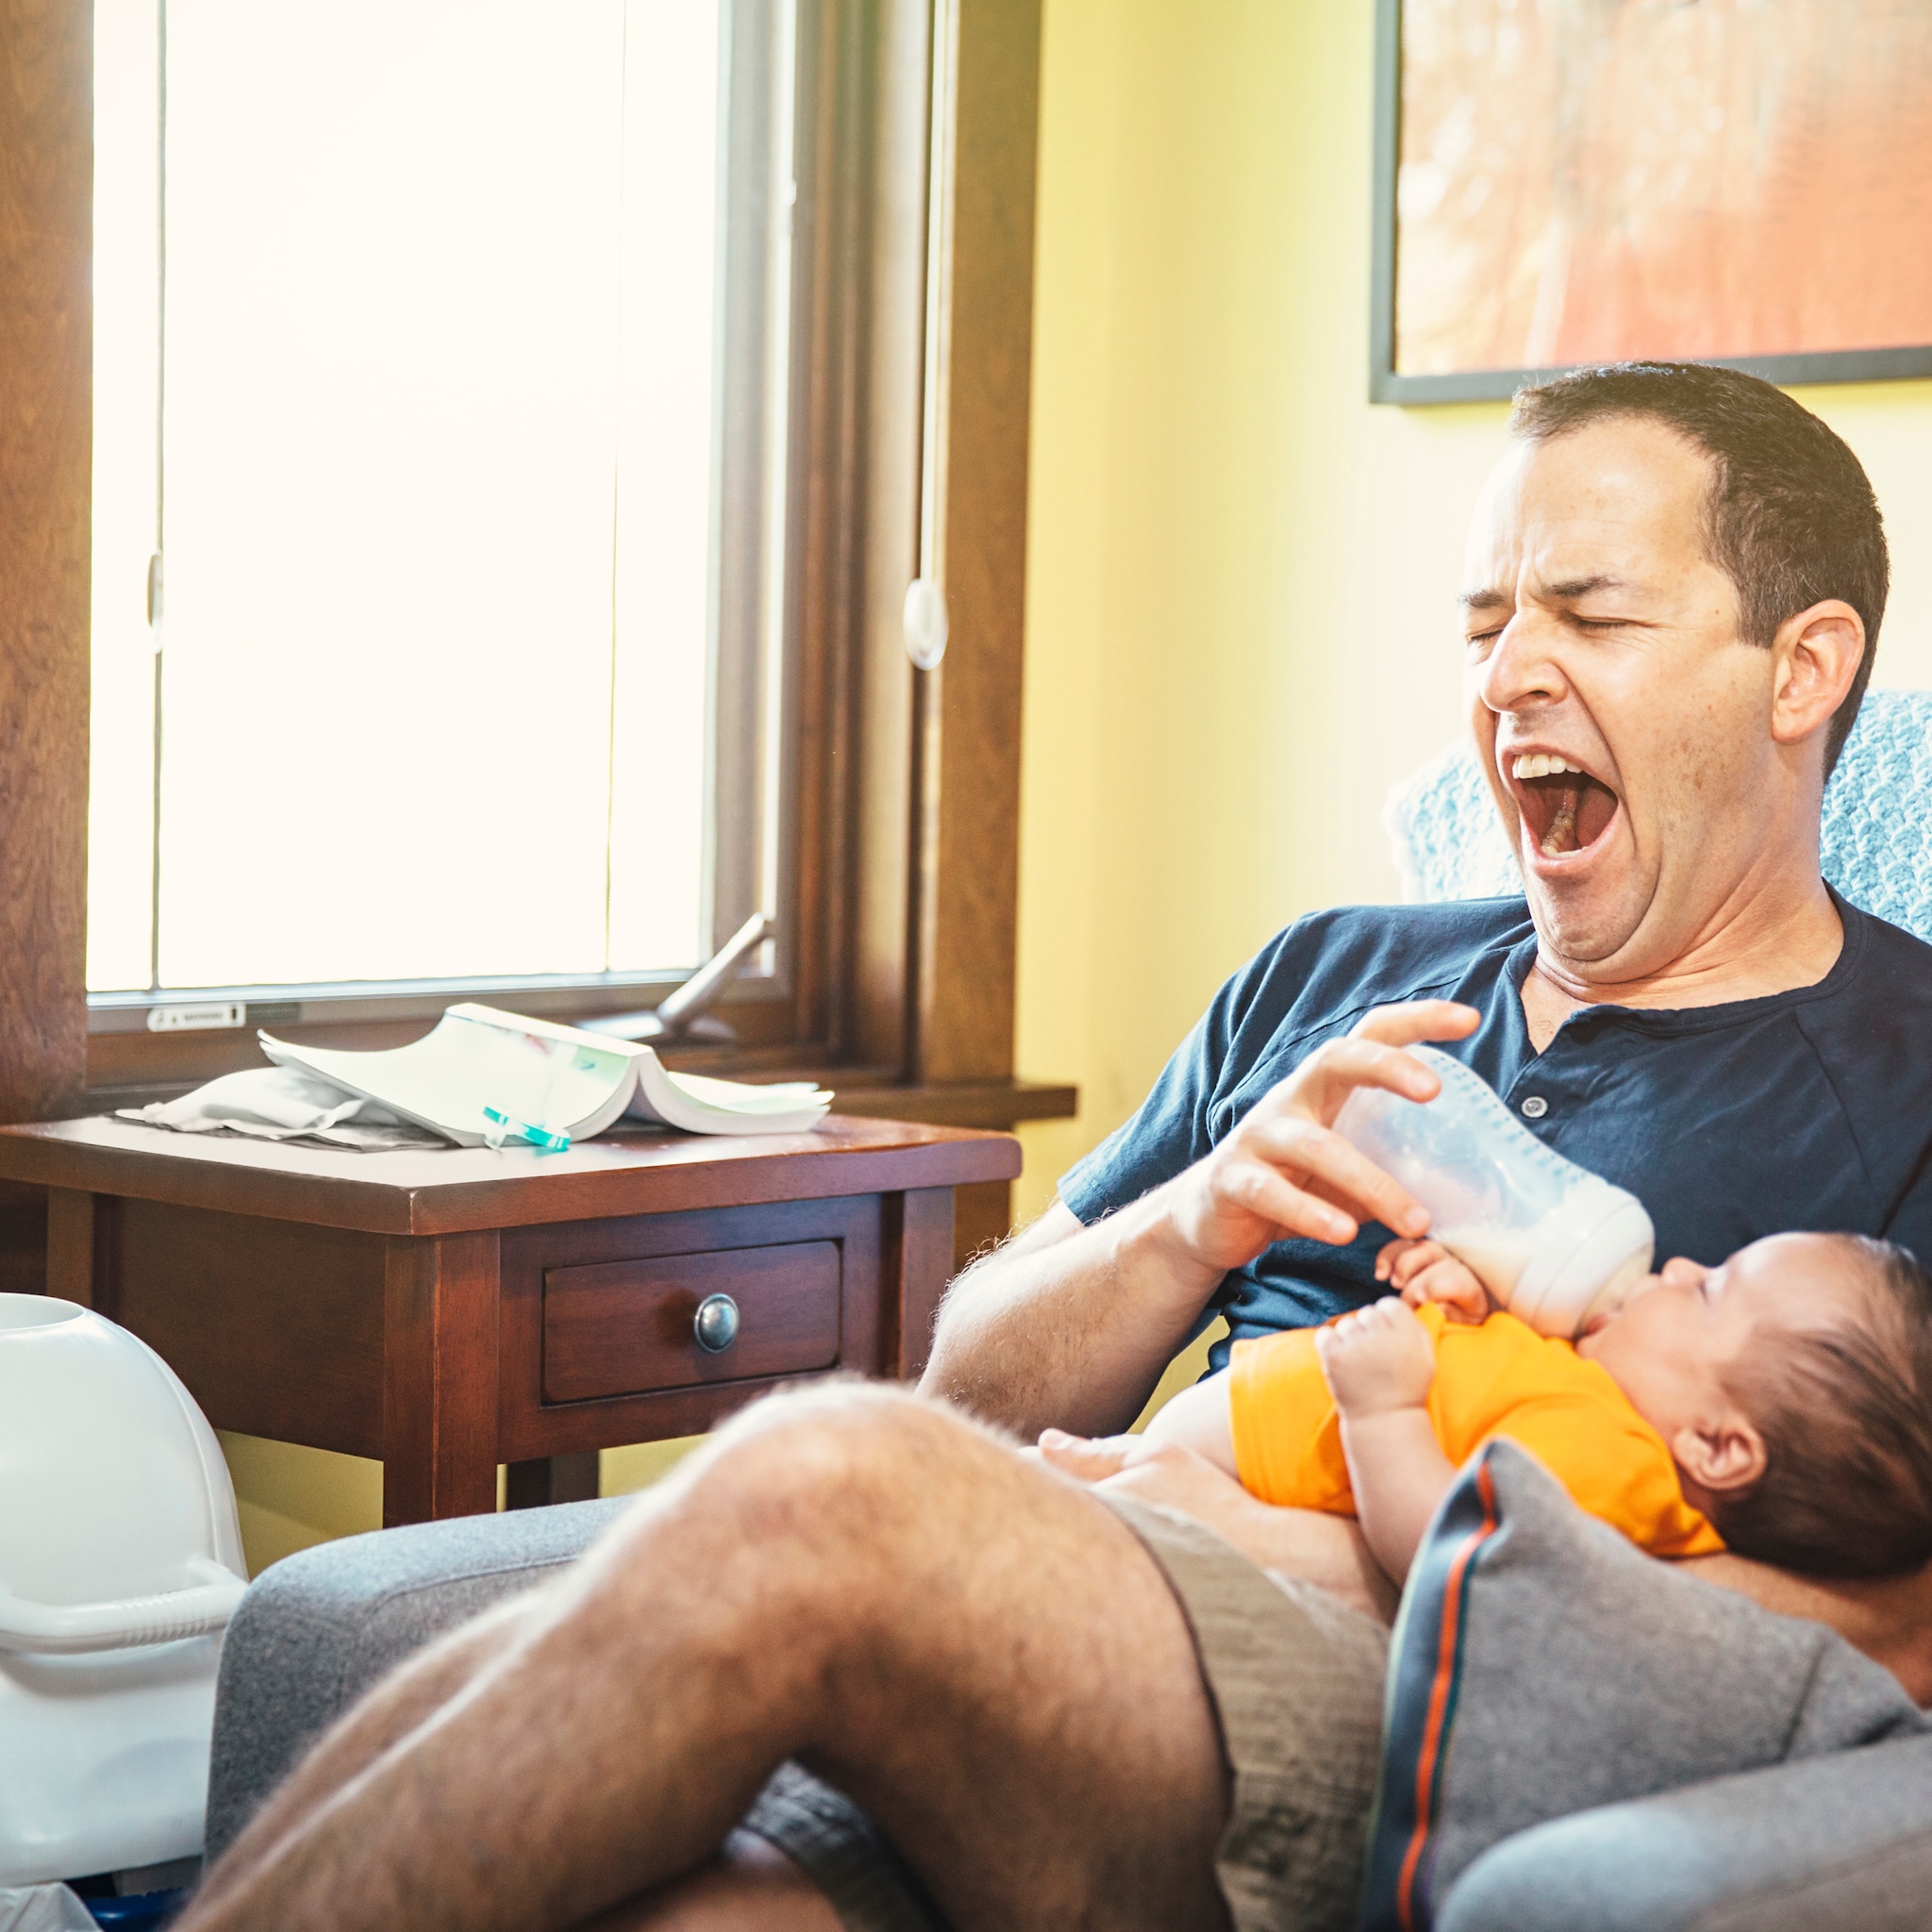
1769, 599, 1866, 756
1672, 1413, 1767, 1498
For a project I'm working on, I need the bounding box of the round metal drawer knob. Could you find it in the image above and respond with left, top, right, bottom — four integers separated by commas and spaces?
693, 1293, 741, 1354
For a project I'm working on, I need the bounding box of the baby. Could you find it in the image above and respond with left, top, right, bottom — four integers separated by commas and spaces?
1148, 1228, 1932, 1587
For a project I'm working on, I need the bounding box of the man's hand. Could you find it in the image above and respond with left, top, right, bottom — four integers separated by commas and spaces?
921, 998, 1479, 1442
1158, 1001, 1479, 1277
1376, 1238, 1491, 1324
1315, 1297, 1438, 1417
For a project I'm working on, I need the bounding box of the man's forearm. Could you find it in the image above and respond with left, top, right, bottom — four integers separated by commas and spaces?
921, 1192, 1223, 1439
924, 1021, 1452, 1438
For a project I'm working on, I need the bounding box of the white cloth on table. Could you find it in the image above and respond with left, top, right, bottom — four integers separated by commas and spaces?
117, 1065, 444, 1151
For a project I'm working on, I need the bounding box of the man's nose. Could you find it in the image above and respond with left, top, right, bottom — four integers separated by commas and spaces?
1476, 612, 1569, 716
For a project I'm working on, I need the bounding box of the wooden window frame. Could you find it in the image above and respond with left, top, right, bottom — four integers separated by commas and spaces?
1, 0, 1072, 1177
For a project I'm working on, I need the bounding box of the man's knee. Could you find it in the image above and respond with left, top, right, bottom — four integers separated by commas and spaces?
583, 1379, 1020, 1603
684, 1377, 1016, 1545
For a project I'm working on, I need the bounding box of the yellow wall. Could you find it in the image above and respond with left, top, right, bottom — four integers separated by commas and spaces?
221, 0, 1932, 1567
1011, 0, 1932, 1258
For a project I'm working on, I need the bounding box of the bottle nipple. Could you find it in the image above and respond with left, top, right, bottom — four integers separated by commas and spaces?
1574, 1248, 1652, 1334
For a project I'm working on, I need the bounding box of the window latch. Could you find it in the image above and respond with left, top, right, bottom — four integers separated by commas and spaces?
904, 577, 948, 671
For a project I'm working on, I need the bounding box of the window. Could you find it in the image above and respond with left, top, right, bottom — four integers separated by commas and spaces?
89, 0, 794, 1009
4, 0, 1047, 1148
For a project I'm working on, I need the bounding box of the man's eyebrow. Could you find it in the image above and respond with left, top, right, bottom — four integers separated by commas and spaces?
1540, 574, 1636, 602
1457, 575, 1643, 613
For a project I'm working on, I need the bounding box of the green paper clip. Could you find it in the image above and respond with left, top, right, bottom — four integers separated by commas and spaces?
481, 1105, 571, 1153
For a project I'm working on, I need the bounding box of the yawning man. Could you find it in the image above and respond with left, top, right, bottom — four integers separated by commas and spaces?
178, 362, 1932, 1932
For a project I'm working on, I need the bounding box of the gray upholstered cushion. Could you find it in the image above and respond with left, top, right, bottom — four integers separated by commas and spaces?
1365, 1442, 1929, 1930
1440, 1730, 1932, 1932
204, 1497, 626, 1860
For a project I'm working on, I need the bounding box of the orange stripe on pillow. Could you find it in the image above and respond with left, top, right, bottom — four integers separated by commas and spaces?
1396, 1457, 1499, 1932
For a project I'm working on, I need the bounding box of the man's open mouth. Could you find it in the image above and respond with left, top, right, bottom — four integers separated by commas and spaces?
1507, 752, 1620, 859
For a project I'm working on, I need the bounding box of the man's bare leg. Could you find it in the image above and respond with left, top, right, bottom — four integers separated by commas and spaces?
192, 1593, 535, 1918
589, 1836, 841, 1931
197, 1589, 836, 1932
179, 1383, 1230, 1932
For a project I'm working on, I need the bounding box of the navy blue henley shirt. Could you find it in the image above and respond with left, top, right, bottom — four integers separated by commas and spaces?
1059, 891, 1932, 1372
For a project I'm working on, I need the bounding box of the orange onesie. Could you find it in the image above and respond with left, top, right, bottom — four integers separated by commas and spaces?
1227, 1303, 1724, 1558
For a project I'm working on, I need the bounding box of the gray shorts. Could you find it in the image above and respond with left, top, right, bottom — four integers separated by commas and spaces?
739, 1491, 1390, 1932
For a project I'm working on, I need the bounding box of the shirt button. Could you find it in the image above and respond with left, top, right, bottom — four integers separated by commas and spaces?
1521, 1095, 1549, 1120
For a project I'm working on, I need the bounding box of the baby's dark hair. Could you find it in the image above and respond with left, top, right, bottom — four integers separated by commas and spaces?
1712, 1237, 1932, 1578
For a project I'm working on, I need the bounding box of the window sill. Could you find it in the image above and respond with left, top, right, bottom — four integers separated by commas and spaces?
75, 1053, 1076, 1137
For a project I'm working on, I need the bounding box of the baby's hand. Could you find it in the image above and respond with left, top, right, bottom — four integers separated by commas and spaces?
1314, 1297, 1437, 1417
1375, 1237, 1491, 1324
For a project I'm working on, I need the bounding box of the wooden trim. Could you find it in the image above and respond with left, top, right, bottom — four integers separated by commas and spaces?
81, 989, 808, 1098
790, 0, 874, 1059
829, 1075, 1074, 1130
0, 0, 91, 1125
8, 0, 1059, 1158
910, 0, 1041, 1087
838, 0, 933, 1070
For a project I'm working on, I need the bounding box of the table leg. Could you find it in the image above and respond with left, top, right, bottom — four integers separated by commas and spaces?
45, 1188, 112, 1309
888, 1187, 957, 1380
382, 1230, 502, 1524
951, 1179, 1013, 1276
505, 1453, 601, 1509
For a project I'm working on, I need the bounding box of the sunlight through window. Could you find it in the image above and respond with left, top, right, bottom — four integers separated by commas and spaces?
90, 0, 760, 994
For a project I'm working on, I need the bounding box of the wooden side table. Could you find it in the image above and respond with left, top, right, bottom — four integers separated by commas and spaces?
0, 1115, 1020, 1524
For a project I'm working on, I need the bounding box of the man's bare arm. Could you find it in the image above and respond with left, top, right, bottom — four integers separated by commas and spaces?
920, 1001, 1480, 1439
923, 1196, 1225, 1440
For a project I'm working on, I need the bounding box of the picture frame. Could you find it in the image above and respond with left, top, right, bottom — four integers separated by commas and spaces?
1370, 0, 1932, 406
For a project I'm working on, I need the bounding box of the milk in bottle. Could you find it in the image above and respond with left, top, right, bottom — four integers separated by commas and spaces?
1332, 1045, 1654, 1339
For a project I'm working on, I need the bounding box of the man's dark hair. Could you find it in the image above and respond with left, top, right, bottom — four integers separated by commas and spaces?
1713, 1238, 1932, 1578
1509, 361, 1890, 778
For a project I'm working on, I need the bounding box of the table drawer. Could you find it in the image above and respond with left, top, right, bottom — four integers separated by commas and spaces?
541, 1240, 842, 1403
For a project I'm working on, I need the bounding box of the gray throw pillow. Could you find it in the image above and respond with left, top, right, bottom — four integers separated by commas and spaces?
1359, 1441, 1928, 1931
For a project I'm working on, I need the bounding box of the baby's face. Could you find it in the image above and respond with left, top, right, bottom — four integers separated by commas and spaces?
1575, 1232, 1869, 1440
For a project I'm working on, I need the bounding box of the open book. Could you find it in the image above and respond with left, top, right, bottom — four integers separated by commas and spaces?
259, 1004, 832, 1147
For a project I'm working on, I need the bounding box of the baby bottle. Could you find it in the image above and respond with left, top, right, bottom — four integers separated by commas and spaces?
1332, 1046, 1654, 1339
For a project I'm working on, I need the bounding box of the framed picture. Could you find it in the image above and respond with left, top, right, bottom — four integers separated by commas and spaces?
1371, 0, 1932, 404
